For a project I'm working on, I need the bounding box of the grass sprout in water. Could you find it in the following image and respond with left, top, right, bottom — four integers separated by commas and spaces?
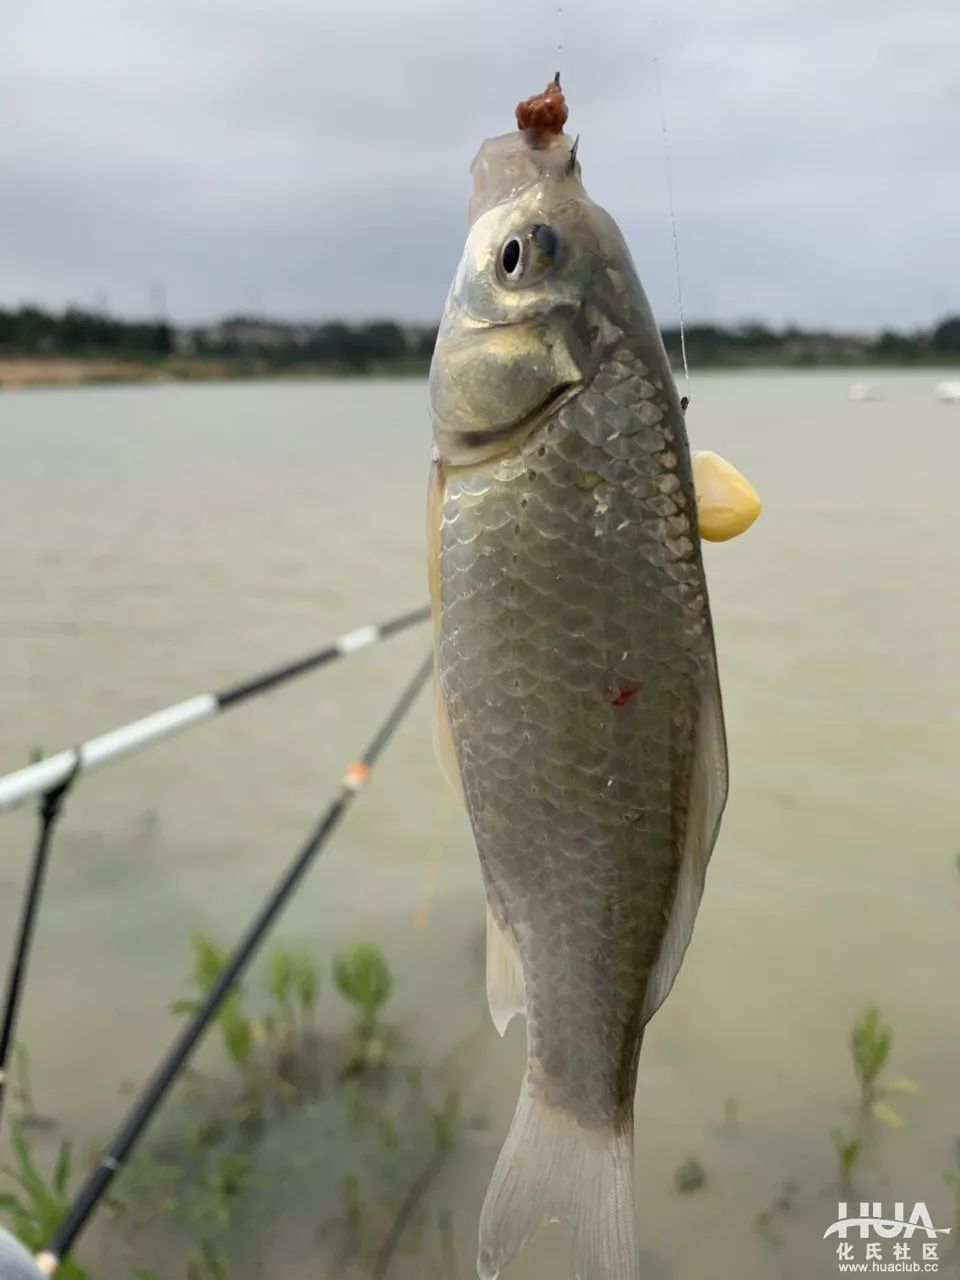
850, 1005, 918, 1128
0, 1122, 88, 1280
823, 1006, 918, 1198
334, 942, 395, 1073
830, 1128, 863, 1198
0, 933, 476, 1279
171, 935, 255, 1076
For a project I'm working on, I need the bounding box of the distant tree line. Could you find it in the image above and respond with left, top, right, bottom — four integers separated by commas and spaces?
181, 316, 438, 369
1, 304, 958, 368
660, 317, 960, 367
0, 305, 173, 357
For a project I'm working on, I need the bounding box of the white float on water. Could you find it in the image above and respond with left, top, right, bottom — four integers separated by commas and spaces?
934, 380, 960, 403
847, 380, 878, 402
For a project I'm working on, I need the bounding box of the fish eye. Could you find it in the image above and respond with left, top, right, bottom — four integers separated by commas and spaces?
501, 237, 522, 277
496, 224, 559, 288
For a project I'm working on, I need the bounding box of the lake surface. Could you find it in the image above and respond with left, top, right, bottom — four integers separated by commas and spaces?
1, 372, 958, 1279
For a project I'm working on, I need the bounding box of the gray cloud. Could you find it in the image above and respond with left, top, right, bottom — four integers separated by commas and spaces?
1, 0, 956, 327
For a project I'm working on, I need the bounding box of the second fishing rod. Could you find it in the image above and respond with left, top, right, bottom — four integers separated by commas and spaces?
18, 653, 432, 1278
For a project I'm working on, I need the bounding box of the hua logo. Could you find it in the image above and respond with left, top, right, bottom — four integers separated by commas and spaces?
824, 1201, 953, 1241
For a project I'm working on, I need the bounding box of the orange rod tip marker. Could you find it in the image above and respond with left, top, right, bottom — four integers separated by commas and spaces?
344, 761, 372, 790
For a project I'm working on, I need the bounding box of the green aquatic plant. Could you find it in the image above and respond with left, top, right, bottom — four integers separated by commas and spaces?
343, 1173, 363, 1228
850, 1005, 918, 1127
185, 1239, 227, 1280
431, 1091, 460, 1153
334, 943, 392, 1029
852, 1005, 892, 1106
266, 944, 320, 1038
183, 1148, 252, 1234
0, 1122, 88, 1280
292, 950, 319, 1025
10, 1044, 47, 1127
371, 1091, 465, 1280
334, 943, 394, 1072
172, 934, 255, 1073
267, 946, 296, 1021
831, 1128, 863, 1197
378, 1115, 399, 1152
112, 1128, 252, 1279
174, 935, 325, 1103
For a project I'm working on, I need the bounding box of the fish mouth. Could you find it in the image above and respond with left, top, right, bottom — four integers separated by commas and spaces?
442, 380, 581, 467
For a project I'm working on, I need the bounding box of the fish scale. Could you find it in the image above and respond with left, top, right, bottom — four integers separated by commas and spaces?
436, 333, 711, 1129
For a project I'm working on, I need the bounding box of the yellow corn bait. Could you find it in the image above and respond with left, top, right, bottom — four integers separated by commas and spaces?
692, 450, 762, 542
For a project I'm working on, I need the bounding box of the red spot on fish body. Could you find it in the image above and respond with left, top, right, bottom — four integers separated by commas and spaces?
607, 680, 642, 708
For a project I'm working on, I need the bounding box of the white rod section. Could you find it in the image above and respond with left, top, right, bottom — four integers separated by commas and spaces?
0, 696, 217, 814
0, 606, 431, 817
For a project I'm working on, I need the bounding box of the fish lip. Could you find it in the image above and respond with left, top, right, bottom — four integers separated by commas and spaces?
438, 380, 581, 468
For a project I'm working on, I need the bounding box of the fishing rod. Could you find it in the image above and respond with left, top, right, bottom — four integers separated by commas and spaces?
0, 604, 430, 814
0, 603, 429, 1134
8, 652, 432, 1278
0, 768, 77, 1134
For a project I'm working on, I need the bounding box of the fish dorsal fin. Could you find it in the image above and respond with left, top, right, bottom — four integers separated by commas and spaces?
641, 661, 728, 1025
486, 902, 526, 1035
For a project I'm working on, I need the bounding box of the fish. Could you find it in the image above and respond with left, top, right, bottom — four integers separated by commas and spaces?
427, 87, 750, 1280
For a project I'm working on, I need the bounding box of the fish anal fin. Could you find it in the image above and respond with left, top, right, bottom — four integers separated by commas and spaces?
486, 903, 525, 1036
641, 665, 728, 1025
478, 1085, 636, 1280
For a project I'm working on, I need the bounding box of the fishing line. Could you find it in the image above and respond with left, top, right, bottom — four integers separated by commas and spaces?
653, 51, 691, 403
33, 653, 433, 1276
413, 790, 453, 931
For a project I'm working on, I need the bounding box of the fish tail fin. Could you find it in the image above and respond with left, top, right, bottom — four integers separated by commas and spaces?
477, 1083, 636, 1280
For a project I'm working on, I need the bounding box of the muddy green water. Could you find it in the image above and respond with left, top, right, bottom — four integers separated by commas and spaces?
1, 372, 958, 1279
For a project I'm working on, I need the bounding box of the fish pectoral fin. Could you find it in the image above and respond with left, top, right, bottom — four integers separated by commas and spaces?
432, 661, 466, 806
693, 449, 762, 542
641, 662, 728, 1026
478, 1085, 636, 1280
486, 903, 526, 1036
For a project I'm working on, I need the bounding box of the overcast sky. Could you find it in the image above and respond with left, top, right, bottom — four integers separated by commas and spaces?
2, 0, 957, 329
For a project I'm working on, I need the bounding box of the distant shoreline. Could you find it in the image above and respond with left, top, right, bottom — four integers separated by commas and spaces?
2, 353, 957, 391
0, 355, 433, 390
3, 308, 957, 387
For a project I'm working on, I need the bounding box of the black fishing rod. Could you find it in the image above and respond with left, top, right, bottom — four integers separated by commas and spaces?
0, 604, 430, 1132
23, 652, 432, 1276
0, 604, 431, 813
0, 778, 75, 1136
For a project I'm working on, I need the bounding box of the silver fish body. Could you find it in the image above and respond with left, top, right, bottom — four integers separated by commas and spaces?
429, 127, 727, 1280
